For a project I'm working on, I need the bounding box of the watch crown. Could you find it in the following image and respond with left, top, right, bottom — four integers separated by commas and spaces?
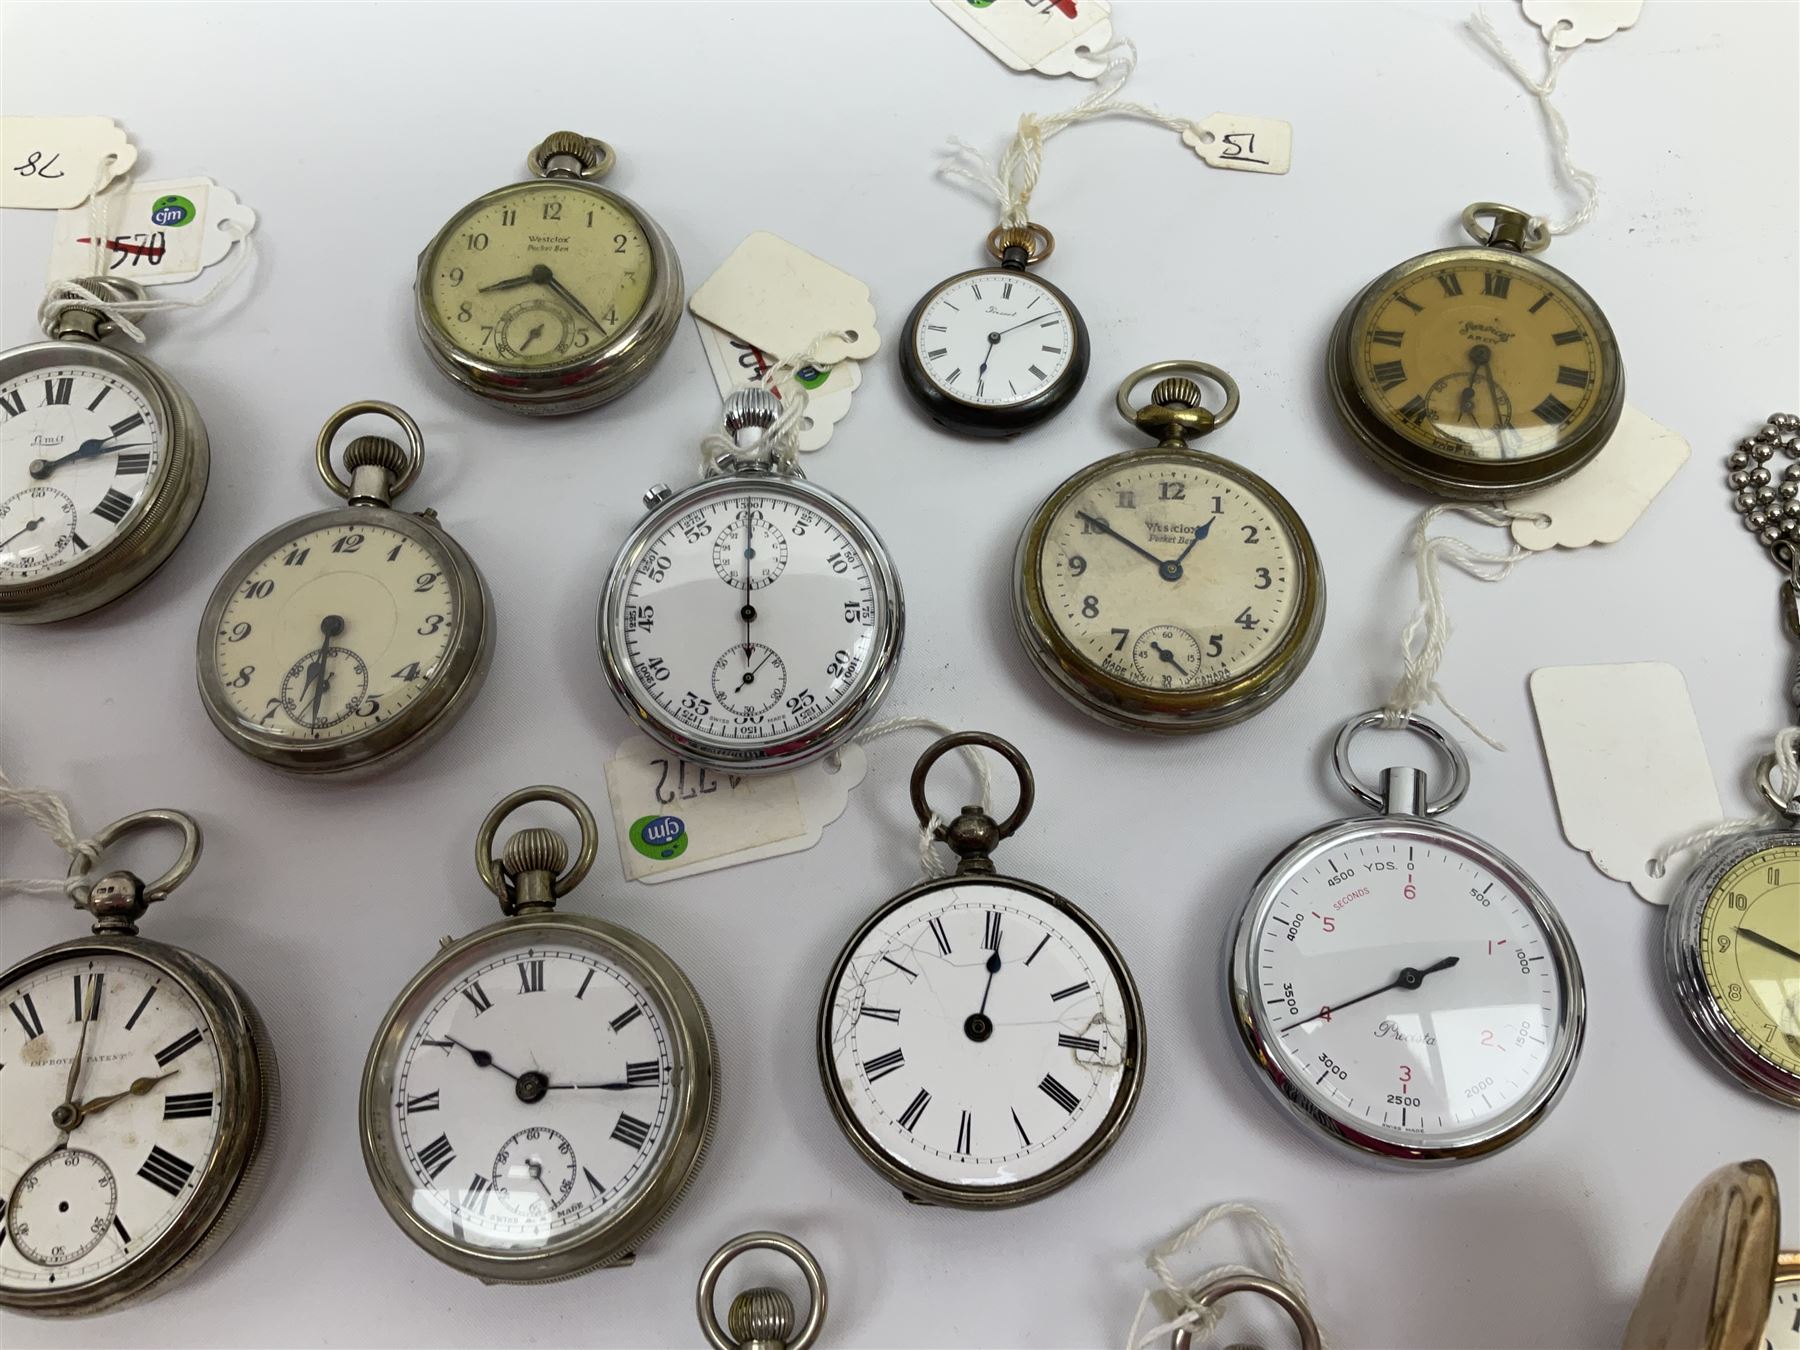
342, 435, 409, 479
538, 130, 599, 168
1151, 376, 1204, 410
723, 387, 782, 446
502, 827, 568, 882
727, 1287, 796, 1344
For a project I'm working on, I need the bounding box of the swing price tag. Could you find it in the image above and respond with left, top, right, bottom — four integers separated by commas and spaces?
1182, 114, 1292, 175
1, 117, 136, 210
46, 177, 257, 286
932, 0, 1115, 80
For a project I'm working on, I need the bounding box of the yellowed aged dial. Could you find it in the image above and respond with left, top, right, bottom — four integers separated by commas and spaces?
1699, 845, 1800, 1081
420, 182, 653, 369
1350, 253, 1610, 464
1034, 455, 1299, 693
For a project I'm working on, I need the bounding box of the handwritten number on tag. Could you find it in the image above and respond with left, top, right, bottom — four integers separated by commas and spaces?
11, 149, 65, 180
1217, 133, 1268, 167
651, 758, 744, 805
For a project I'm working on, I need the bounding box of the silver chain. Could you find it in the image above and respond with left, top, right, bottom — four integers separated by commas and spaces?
1726, 411, 1800, 567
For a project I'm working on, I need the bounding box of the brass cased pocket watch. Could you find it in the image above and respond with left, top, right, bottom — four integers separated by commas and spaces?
1013, 362, 1325, 732
1327, 202, 1624, 500
0, 811, 277, 1315
360, 787, 718, 1282
1, 280, 209, 624
898, 223, 1089, 438
195, 401, 493, 775
415, 132, 683, 415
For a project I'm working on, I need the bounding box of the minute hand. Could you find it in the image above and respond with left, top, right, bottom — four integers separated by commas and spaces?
1073, 512, 1165, 569
542, 274, 605, 331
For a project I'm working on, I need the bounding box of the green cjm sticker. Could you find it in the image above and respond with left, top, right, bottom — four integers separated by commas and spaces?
629, 815, 688, 860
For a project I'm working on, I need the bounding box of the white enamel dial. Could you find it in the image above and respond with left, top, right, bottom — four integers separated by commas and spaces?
824, 883, 1136, 1192
1241, 824, 1577, 1153
610, 481, 892, 757
1, 955, 225, 1293
209, 520, 458, 743
1769, 1283, 1800, 1349
1033, 454, 1302, 693
378, 933, 677, 1253
0, 365, 162, 583
912, 271, 1076, 407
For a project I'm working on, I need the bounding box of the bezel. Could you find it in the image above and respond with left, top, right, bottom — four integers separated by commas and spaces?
1326, 243, 1624, 499
0, 339, 209, 625
599, 472, 904, 772
1228, 814, 1585, 1165
0, 936, 276, 1316
815, 872, 1144, 1209
414, 179, 682, 416
195, 504, 492, 775
1013, 446, 1325, 733
1662, 826, 1800, 1108
359, 913, 717, 1282
897, 265, 1089, 438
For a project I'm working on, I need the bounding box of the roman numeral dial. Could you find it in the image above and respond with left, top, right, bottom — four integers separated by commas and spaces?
909, 269, 1079, 410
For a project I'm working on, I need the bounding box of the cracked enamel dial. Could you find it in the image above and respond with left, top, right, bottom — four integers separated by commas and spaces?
602, 477, 902, 771
1233, 821, 1584, 1161
0, 364, 161, 583
821, 880, 1141, 1201
0, 954, 225, 1296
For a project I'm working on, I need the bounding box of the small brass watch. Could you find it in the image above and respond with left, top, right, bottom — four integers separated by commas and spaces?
1327, 202, 1624, 499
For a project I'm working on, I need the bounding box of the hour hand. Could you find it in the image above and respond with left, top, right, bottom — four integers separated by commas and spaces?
1073, 512, 1165, 569
477, 272, 537, 294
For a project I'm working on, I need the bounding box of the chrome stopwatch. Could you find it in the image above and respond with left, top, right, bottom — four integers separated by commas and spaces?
599, 387, 903, 773
1228, 712, 1585, 1164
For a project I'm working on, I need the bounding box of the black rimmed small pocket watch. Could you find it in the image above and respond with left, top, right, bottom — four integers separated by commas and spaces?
898, 223, 1089, 438
1, 810, 278, 1316
817, 732, 1144, 1208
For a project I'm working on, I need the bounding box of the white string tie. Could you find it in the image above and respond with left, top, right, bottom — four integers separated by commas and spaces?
1648, 727, 1800, 879
1123, 1202, 1327, 1350
939, 39, 1204, 229
1382, 503, 1548, 751
839, 717, 994, 879
0, 767, 99, 901
1468, 7, 1599, 237
697, 333, 852, 480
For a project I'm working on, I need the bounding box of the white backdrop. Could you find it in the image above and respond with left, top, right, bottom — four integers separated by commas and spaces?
1, 4, 1796, 1348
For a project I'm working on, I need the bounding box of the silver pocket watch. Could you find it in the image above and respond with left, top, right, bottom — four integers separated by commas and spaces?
195, 400, 493, 775
696, 1231, 828, 1350
599, 387, 904, 773
1228, 712, 1585, 1164
1, 279, 209, 624
817, 732, 1145, 1208
415, 132, 683, 415
360, 786, 718, 1283
0, 810, 278, 1316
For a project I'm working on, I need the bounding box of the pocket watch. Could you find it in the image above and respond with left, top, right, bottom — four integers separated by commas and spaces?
195, 400, 493, 775
1326, 202, 1625, 500
599, 387, 904, 773
1228, 712, 1585, 1164
1013, 361, 1325, 732
898, 223, 1088, 438
817, 732, 1144, 1208
415, 132, 682, 415
1, 279, 208, 624
1, 810, 277, 1316
696, 1231, 828, 1350
359, 786, 718, 1283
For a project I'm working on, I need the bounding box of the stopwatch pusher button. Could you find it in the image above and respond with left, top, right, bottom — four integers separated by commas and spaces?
724, 387, 782, 448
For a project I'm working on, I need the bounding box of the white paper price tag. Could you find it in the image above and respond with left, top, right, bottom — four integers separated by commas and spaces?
1182, 114, 1293, 175
932, 0, 1115, 79
693, 316, 857, 452
1521, 0, 1642, 48
1530, 663, 1721, 904
0, 117, 136, 210
688, 232, 878, 366
47, 177, 256, 286
1508, 405, 1688, 551
603, 736, 867, 884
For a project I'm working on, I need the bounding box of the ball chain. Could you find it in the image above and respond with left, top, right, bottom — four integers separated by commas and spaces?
1727, 412, 1800, 567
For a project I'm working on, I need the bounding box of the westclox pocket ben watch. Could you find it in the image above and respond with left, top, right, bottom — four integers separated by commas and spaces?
1013, 362, 1324, 732
415, 132, 682, 415
1, 810, 277, 1316
817, 732, 1144, 1208
195, 401, 492, 775
898, 223, 1088, 438
359, 787, 717, 1282
1228, 712, 1585, 1164
1, 279, 209, 624
1326, 202, 1624, 500
599, 387, 903, 773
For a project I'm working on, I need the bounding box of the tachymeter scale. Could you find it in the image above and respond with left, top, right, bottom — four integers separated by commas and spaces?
1695, 845, 1800, 1081
1035, 456, 1298, 691
0, 954, 226, 1293
383, 942, 675, 1251
823, 886, 1134, 1191
0, 366, 162, 582
911, 272, 1076, 408
1242, 830, 1571, 1151
210, 522, 456, 742
422, 184, 653, 369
